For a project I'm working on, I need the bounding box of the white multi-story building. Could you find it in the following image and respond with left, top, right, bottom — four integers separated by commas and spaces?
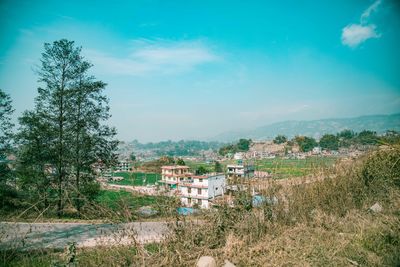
179, 174, 226, 209
226, 163, 255, 179
160, 165, 191, 189
115, 160, 131, 172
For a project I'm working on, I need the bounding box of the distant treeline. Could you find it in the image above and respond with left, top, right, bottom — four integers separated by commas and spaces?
291, 129, 400, 152
130, 139, 225, 156
218, 130, 400, 155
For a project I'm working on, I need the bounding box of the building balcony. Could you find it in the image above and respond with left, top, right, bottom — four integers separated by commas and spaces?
178, 183, 208, 189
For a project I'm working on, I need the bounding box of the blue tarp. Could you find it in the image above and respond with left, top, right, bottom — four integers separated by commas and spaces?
177, 207, 198, 215
252, 195, 278, 207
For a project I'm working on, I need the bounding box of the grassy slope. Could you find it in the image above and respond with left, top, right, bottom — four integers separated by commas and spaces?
95, 190, 167, 211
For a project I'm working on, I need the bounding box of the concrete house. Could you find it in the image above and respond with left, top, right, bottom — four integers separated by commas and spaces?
160, 165, 226, 208
179, 174, 226, 209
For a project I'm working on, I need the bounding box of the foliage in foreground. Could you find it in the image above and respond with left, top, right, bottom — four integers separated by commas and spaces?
2, 145, 400, 266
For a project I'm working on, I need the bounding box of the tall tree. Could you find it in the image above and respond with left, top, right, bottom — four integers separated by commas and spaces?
18, 39, 117, 217
36, 39, 82, 217
357, 130, 378, 145
0, 89, 16, 209
214, 161, 223, 173
319, 134, 339, 151
295, 136, 317, 152
0, 89, 14, 157
273, 135, 287, 144
237, 139, 251, 151
69, 62, 117, 215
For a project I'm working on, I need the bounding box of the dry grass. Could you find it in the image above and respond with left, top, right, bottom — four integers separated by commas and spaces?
2, 145, 400, 266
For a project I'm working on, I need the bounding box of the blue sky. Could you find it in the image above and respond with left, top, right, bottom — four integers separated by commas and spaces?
1, 0, 399, 142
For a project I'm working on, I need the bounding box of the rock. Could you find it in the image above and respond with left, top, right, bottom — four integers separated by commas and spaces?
346, 258, 359, 266
223, 259, 236, 267
369, 202, 383, 213
196, 256, 217, 267
137, 206, 158, 217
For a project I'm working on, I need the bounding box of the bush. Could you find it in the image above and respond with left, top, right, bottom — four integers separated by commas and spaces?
361, 145, 400, 196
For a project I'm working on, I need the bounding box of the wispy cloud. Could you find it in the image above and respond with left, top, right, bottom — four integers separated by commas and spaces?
85, 39, 220, 76
341, 0, 382, 48
361, 0, 381, 23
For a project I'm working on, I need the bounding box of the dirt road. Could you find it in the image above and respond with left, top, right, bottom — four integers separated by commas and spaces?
0, 221, 171, 250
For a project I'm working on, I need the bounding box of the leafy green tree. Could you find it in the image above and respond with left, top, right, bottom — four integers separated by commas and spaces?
33, 39, 83, 216
338, 129, 355, 140
319, 134, 339, 151
68, 58, 118, 216
130, 152, 136, 161
0, 89, 14, 156
176, 158, 185, 165
219, 139, 251, 156
219, 144, 235, 156
214, 161, 223, 172
337, 129, 355, 147
17, 110, 53, 210
195, 166, 208, 175
273, 135, 287, 144
237, 139, 251, 151
0, 89, 17, 210
357, 130, 378, 145
295, 136, 317, 152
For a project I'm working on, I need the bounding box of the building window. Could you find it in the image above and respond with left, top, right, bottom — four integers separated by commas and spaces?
198, 199, 202, 205
188, 198, 191, 204
199, 179, 203, 183
198, 188, 202, 195
188, 188, 191, 194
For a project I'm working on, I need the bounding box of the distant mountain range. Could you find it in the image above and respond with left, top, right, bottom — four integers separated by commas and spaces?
212, 113, 400, 142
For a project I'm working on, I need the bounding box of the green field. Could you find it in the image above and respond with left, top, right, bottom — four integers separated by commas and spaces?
186, 161, 215, 173
96, 190, 171, 211
187, 156, 337, 179
108, 172, 161, 186
254, 157, 337, 178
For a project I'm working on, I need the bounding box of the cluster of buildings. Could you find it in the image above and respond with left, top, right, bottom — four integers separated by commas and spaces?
159, 159, 256, 209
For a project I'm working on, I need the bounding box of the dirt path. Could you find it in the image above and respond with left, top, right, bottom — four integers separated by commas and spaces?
0, 221, 171, 250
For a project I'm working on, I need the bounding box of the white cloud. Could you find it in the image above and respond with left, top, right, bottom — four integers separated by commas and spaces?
85, 39, 219, 76
341, 0, 382, 48
361, 0, 381, 23
341, 24, 379, 48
